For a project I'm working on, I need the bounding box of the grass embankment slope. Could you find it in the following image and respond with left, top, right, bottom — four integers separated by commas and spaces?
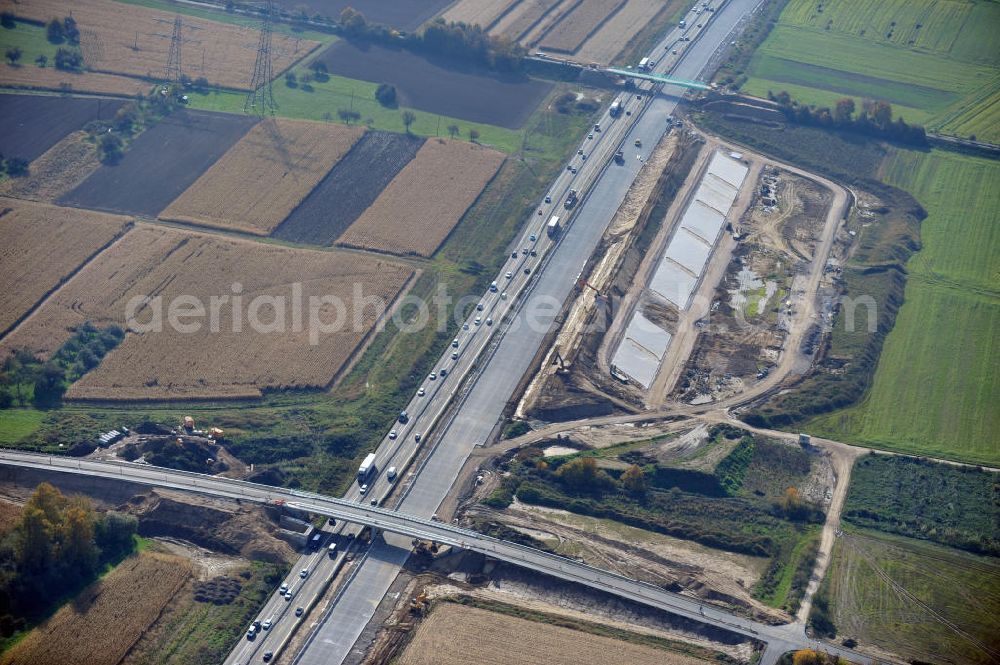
740, 0, 1000, 143
809, 148, 1000, 466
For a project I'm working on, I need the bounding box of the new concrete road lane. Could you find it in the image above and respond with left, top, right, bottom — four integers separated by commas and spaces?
0, 450, 874, 665
291, 2, 773, 664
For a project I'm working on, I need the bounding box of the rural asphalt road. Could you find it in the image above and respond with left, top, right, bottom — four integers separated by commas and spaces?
0, 450, 873, 665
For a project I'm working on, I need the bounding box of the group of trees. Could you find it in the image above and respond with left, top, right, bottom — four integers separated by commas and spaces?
0, 323, 124, 408
46, 16, 79, 45
768, 91, 928, 146
0, 483, 138, 636
339, 8, 526, 72
0, 153, 29, 178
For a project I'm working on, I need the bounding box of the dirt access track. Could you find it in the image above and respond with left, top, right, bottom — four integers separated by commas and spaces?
0, 0, 318, 90
0, 223, 414, 400
318, 40, 552, 128
60, 110, 259, 218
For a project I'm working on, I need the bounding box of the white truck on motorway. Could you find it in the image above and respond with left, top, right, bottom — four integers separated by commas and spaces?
609, 98, 623, 117
357, 452, 377, 483
546, 215, 561, 238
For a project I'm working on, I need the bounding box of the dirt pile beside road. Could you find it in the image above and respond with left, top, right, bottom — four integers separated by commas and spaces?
122, 491, 295, 564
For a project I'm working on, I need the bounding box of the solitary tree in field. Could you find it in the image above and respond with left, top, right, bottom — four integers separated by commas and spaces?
402, 110, 416, 134
5, 46, 21, 65
468, 127, 480, 143
35, 54, 47, 67
337, 108, 360, 125
447, 124, 459, 138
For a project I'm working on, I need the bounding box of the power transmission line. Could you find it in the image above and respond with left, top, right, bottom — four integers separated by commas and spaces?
245, 0, 277, 116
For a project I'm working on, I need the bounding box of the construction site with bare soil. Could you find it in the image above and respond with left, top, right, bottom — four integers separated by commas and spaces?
517, 118, 848, 422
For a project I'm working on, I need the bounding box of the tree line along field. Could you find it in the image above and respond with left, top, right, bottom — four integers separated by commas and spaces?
0, 550, 192, 665
0, 223, 414, 400
0, 199, 131, 337
740, 0, 1000, 143
398, 602, 723, 665
807, 148, 1000, 466
159, 119, 365, 235
0, 0, 318, 92
337, 138, 506, 257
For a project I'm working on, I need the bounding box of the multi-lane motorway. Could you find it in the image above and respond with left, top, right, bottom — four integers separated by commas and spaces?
289, 2, 775, 664
0, 2, 841, 664
0, 449, 871, 665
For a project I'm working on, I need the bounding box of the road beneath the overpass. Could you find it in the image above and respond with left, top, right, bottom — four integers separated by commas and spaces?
0, 449, 872, 665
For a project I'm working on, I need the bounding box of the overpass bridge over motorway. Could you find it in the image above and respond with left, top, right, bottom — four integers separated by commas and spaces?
0, 451, 872, 665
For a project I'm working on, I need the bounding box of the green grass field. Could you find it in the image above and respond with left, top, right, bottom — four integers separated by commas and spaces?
0, 409, 45, 445
809, 148, 1000, 465
185, 70, 527, 154
818, 528, 1000, 665
741, 0, 1000, 143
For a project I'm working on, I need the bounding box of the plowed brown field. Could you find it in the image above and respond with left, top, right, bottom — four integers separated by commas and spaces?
338, 139, 504, 257
0, 551, 191, 665
0, 62, 150, 96
398, 603, 713, 665
539, 0, 627, 53
0, 0, 317, 90
0, 199, 131, 338
1, 224, 413, 400
160, 119, 364, 235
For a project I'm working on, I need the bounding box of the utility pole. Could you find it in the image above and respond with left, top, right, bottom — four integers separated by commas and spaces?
245, 0, 277, 116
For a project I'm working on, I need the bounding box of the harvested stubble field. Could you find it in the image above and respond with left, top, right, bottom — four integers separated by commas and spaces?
0, 94, 123, 162
276, 0, 449, 31
398, 603, 713, 665
273, 131, 424, 245
160, 119, 364, 235
0, 224, 414, 400
493, 0, 564, 42
0, 131, 103, 203
442, 0, 518, 30
0, 199, 130, 337
338, 138, 505, 256
538, 0, 627, 54
0, 61, 150, 97
60, 110, 259, 217
0, 551, 191, 665
0, 0, 317, 91
574, 0, 674, 64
